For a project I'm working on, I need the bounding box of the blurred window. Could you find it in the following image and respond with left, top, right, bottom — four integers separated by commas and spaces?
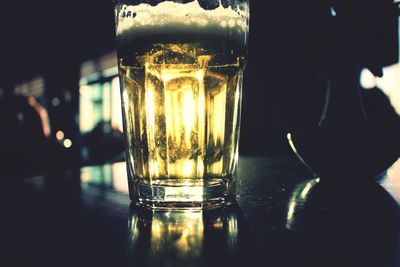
79, 52, 123, 134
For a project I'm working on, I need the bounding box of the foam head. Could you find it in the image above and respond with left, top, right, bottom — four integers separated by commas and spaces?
116, 0, 249, 43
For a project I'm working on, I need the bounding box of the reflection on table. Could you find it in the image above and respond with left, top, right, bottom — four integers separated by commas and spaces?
127, 205, 245, 266
4, 156, 400, 267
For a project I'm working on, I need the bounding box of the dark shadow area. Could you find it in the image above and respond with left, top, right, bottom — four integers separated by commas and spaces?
283, 178, 400, 267
0, 94, 80, 176
234, 157, 400, 267
1, 156, 399, 267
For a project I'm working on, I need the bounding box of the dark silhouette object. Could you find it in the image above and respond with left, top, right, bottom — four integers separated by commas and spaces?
287, 1, 400, 180
0, 95, 45, 140
286, 178, 400, 267
288, 89, 400, 179
81, 121, 125, 165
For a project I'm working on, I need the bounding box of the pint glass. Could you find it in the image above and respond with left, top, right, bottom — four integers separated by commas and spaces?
114, 0, 249, 209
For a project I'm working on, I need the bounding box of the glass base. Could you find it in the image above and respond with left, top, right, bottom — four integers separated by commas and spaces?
128, 178, 236, 211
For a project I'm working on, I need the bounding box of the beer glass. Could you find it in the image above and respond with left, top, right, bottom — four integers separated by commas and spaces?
114, 0, 249, 209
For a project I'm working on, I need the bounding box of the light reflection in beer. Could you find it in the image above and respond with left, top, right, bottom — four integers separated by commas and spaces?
181, 87, 195, 145
145, 79, 157, 179
120, 44, 244, 186
206, 71, 228, 175
181, 160, 195, 178
163, 66, 207, 179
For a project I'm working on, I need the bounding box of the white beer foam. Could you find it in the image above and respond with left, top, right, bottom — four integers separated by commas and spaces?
117, 1, 249, 41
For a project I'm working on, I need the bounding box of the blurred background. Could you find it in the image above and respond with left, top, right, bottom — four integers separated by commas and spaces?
0, 0, 399, 174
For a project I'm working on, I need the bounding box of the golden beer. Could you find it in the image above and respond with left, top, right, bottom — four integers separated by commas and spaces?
115, 0, 249, 209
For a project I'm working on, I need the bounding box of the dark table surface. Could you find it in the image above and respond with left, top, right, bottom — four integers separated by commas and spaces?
2, 155, 400, 267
